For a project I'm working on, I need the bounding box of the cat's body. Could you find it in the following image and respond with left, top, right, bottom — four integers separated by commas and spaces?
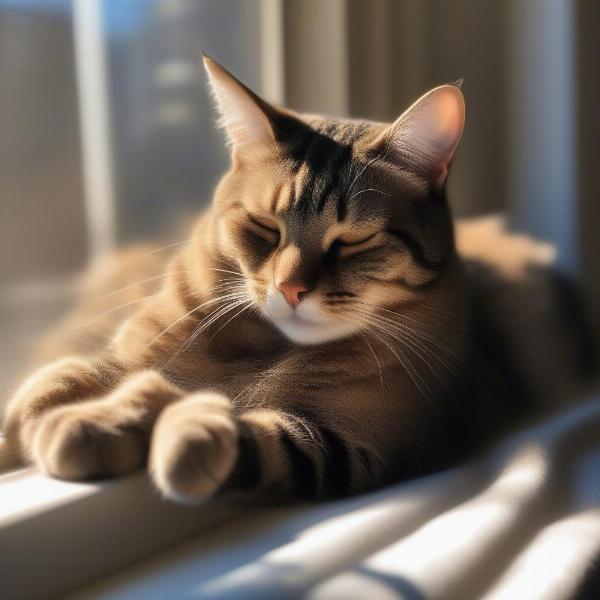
4, 58, 595, 503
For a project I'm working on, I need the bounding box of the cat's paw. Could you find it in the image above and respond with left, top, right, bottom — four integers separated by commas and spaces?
149, 392, 238, 504
28, 370, 179, 480
4, 356, 110, 451
31, 400, 146, 480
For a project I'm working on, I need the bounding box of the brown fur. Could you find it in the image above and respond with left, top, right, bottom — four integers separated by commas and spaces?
3, 59, 594, 503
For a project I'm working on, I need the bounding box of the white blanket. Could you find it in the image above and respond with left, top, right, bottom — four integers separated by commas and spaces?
76, 397, 600, 600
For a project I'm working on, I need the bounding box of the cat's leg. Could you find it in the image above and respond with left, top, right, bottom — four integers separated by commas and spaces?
149, 398, 382, 503
4, 356, 119, 454
4, 358, 183, 479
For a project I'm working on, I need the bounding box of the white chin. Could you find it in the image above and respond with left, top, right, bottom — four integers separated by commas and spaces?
271, 316, 359, 345
263, 291, 360, 345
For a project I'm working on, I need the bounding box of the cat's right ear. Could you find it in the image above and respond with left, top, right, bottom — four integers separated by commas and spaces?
380, 84, 465, 191
203, 55, 283, 156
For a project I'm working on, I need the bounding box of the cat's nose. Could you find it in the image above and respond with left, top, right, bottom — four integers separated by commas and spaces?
277, 281, 310, 306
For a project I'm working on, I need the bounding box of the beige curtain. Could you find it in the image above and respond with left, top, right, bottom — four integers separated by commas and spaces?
276, 0, 511, 217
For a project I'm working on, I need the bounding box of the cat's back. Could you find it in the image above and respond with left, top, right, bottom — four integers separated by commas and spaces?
455, 216, 597, 412
34, 243, 171, 364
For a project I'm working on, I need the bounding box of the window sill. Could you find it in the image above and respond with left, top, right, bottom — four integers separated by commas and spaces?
0, 463, 241, 599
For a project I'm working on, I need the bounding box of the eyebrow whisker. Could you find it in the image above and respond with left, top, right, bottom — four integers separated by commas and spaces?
348, 188, 391, 202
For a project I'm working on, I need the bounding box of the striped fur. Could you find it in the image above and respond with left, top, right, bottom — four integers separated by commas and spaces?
3, 61, 596, 503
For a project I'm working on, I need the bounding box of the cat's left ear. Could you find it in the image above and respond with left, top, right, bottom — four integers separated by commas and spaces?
203, 54, 284, 155
383, 84, 465, 191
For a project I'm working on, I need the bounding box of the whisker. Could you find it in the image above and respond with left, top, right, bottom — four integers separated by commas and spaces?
101, 273, 172, 299
355, 309, 463, 393
179, 294, 249, 352
363, 310, 450, 356
365, 301, 464, 327
352, 302, 466, 367
99, 264, 202, 300
82, 297, 150, 327
345, 154, 382, 200
207, 300, 253, 343
334, 301, 466, 381
365, 323, 434, 407
209, 267, 244, 277
335, 309, 441, 412
357, 310, 452, 368
361, 332, 384, 396
370, 311, 468, 376
143, 292, 246, 352
165, 296, 250, 365
145, 240, 192, 256
348, 188, 391, 202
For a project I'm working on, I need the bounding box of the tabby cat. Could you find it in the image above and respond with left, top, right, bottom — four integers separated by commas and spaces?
4, 57, 593, 503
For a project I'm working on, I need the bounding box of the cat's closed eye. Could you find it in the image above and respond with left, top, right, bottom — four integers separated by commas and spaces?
335, 232, 382, 256
247, 215, 280, 245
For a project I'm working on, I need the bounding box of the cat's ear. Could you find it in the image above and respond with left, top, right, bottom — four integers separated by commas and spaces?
203, 54, 280, 152
383, 84, 465, 190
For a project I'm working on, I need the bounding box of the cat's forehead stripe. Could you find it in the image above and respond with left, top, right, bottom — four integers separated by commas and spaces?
269, 182, 283, 214
283, 120, 368, 220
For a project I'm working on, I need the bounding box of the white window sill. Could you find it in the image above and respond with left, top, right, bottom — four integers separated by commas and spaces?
0, 463, 242, 599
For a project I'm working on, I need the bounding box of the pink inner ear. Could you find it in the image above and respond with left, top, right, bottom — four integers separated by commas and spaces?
431, 89, 465, 158
398, 85, 465, 190
431, 92, 464, 187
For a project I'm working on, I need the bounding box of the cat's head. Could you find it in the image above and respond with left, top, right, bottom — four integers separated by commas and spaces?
203, 56, 465, 345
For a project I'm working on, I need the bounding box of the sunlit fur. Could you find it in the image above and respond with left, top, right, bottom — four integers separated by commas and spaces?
4, 60, 595, 504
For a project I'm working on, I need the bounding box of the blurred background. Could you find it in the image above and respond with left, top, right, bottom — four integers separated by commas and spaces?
0, 0, 598, 407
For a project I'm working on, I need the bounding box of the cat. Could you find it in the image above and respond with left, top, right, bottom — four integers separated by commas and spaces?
3, 56, 595, 504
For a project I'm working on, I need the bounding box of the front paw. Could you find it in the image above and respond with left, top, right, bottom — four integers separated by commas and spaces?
31, 401, 146, 480
149, 392, 238, 504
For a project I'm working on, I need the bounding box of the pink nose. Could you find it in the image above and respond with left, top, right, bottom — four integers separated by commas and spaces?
277, 281, 309, 306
